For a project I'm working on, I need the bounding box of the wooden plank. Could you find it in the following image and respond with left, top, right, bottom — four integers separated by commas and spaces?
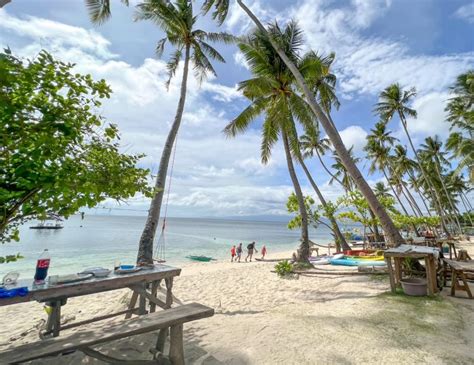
3, 303, 214, 364
130, 285, 167, 310
169, 324, 184, 365
1, 266, 181, 306
394, 258, 402, 284
43, 308, 140, 335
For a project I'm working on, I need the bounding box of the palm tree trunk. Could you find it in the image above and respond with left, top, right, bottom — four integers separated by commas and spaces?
408, 171, 432, 216
298, 157, 351, 251
282, 131, 310, 261
136, 45, 191, 265
433, 156, 462, 233
402, 182, 423, 217
399, 185, 419, 217
382, 169, 410, 216
316, 150, 344, 186
400, 118, 450, 236
237, 0, 405, 247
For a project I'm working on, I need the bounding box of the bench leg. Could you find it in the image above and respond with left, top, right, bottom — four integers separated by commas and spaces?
458, 271, 473, 299
165, 278, 174, 309
169, 324, 184, 365
451, 270, 457, 296
126, 292, 139, 319
156, 327, 169, 353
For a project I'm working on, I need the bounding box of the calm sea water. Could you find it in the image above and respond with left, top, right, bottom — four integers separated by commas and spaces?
1, 215, 340, 278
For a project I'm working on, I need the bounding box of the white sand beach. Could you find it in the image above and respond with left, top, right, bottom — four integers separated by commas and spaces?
1, 244, 474, 365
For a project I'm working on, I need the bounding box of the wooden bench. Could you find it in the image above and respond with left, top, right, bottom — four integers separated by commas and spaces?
443, 259, 473, 299
2, 302, 214, 364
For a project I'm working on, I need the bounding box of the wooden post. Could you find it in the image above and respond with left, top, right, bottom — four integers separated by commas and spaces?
138, 282, 148, 315
150, 280, 159, 313
394, 258, 402, 284
385, 257, 396, 293
52, 301, 61, 337
450, 270, 457, 296
125, 291, 139, 319
156, 327, 169, 353
165, 277, 174, 309
169, 324, 184, 365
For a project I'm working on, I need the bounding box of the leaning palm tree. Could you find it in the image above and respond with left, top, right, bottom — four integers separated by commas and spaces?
224, 22, 315, 261
420, 136, 462, 233
236, 1, 405, 247
374, 83, 452, 235
131, 0, 234, 265
392, 144, 432, 216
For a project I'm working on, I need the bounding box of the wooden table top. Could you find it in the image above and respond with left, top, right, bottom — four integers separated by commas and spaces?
443, 259, 474, 272
0, 264, 181, 306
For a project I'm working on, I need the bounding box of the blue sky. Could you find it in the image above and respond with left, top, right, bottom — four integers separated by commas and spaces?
1, 0, 473, 218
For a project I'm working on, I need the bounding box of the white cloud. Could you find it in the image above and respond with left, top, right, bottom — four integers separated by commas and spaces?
404, 92, 452, 141
454, 3, 474, 23
336, 125, 368, 155
290, 0, 474, 98
0, 9, 115, 59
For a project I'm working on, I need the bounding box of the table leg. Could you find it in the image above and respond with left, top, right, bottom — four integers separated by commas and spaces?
150, 280, 160, 313
125, 291, 139, 319
458, 271, 473, 299
394, 258, 402, 284
45, 300, 62, 337
138, 282, 148, 315
451, 270, 457, 296
386, 257, 396, 293
165, 277, 174, 309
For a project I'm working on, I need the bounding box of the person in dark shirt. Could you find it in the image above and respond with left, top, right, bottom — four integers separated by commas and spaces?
235, 243, 243, 262
245, 241, 258, 262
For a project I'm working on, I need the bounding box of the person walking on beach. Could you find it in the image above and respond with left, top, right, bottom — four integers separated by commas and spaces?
235, 243, 243, 262
261, 245, 267, 260
230, 245, 236, 262
245, 241, 257, 262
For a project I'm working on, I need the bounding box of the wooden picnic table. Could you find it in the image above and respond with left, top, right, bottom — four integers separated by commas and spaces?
0, 264, 181, 337
384, 245, 439, 296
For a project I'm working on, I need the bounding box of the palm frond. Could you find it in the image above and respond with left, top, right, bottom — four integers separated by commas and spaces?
165, 47, 183, 89
224, 97, 269, 137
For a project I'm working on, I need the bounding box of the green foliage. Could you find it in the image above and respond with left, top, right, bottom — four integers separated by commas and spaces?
337, 190, 398, 228
0, 50, 152, 254
274, 260, 293, 277
0, 253, 23, 264
391, 214, 440, 229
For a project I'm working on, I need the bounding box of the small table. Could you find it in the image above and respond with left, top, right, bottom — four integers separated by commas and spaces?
384, 245, 439, 296
443, 259, 473, 299
0, 264, 181, 337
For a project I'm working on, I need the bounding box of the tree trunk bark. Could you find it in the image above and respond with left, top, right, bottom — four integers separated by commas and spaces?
316, 150, 344, 186
298, 157, 350, 251
136, 45, 191, 265
282, 130, 310, 262
237, 0, 405, 247
433, 156, 462, 234
400, 119, 450, 236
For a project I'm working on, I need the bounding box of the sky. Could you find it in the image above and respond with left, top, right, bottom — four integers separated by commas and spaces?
1, 0, 473, 219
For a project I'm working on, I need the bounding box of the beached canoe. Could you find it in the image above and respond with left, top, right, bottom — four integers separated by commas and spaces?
330, 258, 387, 267
345, 255, 385, 261
186, 255, 215, 262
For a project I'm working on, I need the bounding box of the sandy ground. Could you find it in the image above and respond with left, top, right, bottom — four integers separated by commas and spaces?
1, 243, 474, 365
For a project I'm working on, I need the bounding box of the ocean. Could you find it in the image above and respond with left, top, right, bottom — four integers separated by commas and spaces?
0, 215, 341, 279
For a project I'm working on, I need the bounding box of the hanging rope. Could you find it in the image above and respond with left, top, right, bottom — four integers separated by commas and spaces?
154, 136, 179, 263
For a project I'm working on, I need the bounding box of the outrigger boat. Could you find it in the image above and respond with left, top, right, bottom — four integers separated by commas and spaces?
30, 215, 63, 230
186, 255, 215, 262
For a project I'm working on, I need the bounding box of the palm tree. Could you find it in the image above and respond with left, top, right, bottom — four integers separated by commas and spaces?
236, 0, 406, 247
374, 83, 451, 236
224, 22, 315, 261
420, 136, 462, 233
373, 182, 392, 199
131, 0, 234, 265
392, 144, 432, 216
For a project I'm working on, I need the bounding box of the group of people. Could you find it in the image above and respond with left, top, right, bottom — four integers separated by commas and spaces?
230, 242, 267, 262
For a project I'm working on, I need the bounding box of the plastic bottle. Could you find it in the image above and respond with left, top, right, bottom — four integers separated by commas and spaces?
34, 249, 50, 283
